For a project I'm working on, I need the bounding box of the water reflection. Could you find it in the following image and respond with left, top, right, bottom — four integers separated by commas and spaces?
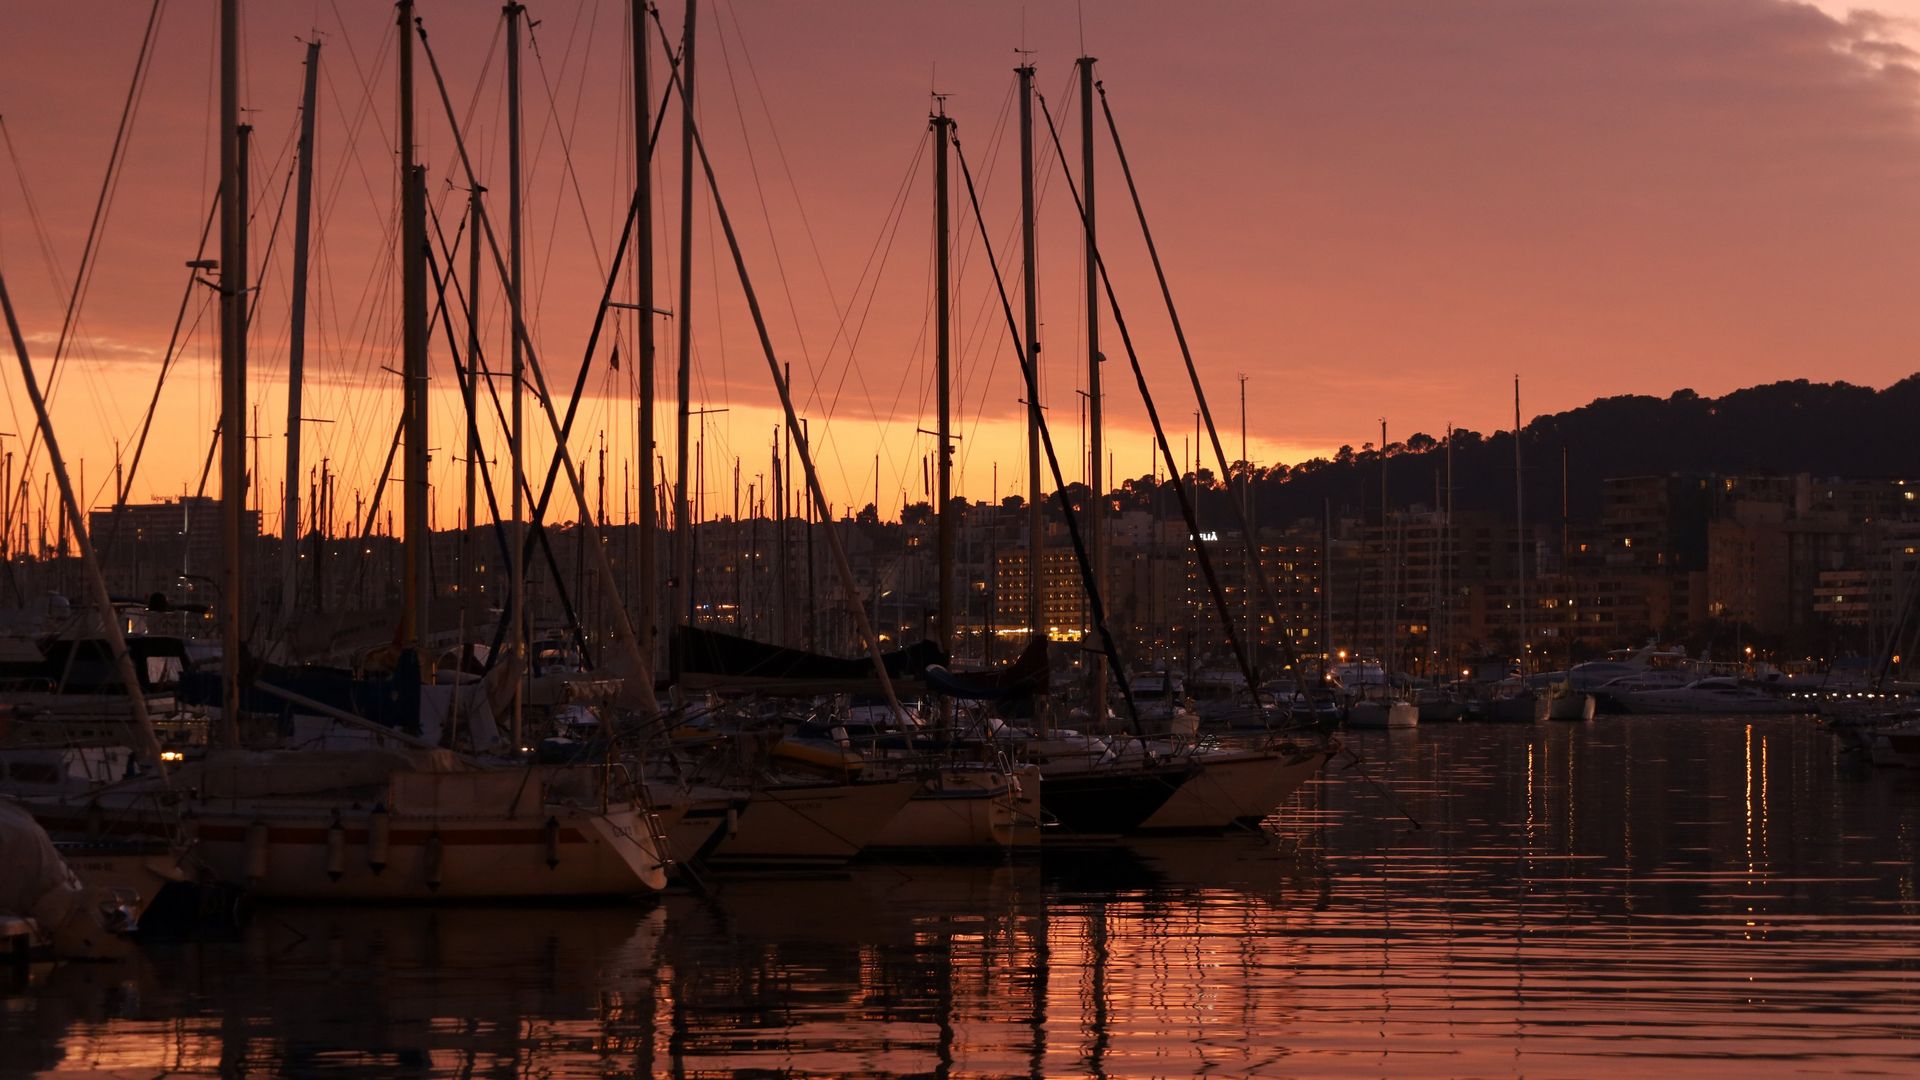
7, 717, 1919, 1077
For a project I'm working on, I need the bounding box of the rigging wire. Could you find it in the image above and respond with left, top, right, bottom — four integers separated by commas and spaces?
1033, 88, 1263, 697
12, 0, 169, 532
0, 119, 50, 485
949, 122, 1142, 734
525, 4, 612, 309
98, 194, 221, 560
1098, 79, 1306, 682
40, 0, 168, 395
0, 119, 72, 315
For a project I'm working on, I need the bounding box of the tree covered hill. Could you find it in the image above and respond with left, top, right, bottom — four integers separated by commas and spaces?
1098, 376, 1920, 528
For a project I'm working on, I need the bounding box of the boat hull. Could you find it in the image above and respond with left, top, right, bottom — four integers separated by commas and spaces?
1617, 693, 1808, 716
1484, 696, 1549, 723
870, 765, 1031, 852
1038, 763, 1192, 835
1348, 701, 1418, 728
1138, 749, 1327, 831
1547, 693, 1596, 722
706, 779, 917, 866
31, 799, 671, 899
1868, 727, 1920, 768
654, 791, 745, 868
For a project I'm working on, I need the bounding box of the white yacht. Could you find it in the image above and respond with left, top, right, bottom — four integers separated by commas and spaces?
1125, 669, 1187, 726
1348, 695, 1419, 728
1616, 677, 1810, 716
1591, 670, 1695, 711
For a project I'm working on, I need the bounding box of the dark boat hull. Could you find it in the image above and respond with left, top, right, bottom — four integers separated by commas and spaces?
1038, 764, 1193, 835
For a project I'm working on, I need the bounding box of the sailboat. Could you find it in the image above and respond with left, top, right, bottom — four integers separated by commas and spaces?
1484, 378, 1547, 724
1546, 679, 1597, 721
19, 0, 678, 900
616, 2, 952, 864
950, 58, 1333, 835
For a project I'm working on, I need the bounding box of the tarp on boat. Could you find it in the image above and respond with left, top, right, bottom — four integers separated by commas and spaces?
672, 626, 943, 694
0, 799, 85, 929
922, 638, 1050, 700
182, 649, 425, 734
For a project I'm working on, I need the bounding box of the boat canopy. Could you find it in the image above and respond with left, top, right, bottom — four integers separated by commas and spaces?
921, 638, 1050, 701
672, 625, 944, 695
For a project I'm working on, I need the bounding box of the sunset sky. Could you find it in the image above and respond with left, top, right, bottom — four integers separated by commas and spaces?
3, 0, 1920, 534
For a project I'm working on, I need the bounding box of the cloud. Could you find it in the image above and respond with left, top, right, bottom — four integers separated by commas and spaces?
22, 330, 162, 366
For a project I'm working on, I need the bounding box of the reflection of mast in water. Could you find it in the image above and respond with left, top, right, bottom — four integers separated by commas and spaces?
1088, 900, 1111, 1076
1027, 890, 1050, 1078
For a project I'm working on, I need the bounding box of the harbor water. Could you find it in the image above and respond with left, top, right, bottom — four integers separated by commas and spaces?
5, 716, 1918, 1077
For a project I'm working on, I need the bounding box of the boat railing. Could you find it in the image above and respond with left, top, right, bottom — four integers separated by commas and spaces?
543, 758, 642, 815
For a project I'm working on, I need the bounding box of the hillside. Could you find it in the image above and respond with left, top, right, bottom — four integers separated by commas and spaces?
1101, 376, 1920, 527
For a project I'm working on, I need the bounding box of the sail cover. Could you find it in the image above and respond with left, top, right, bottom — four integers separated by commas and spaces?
921, 638, 1050, 700
672, 626, 942, 692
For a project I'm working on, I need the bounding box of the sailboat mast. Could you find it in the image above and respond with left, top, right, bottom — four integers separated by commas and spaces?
1561, 442, 1570, 570
217, 0, 246, 745
633, 0, 658, 667
1079, 54, 1106, 725
1514, 375, 1527, 673
281, 40, 320, 630
673, 0, 698, 649
506, 1, 527, 740
401, 157, 429, 654
400, 0, 429, 659
1443, 423, 1453, 677
1241, 374, 1253, 682
413, 10, 661, 716
1320, 496, 1332, 671
1380, 417, 1388, 669
1017, 62, 1044, 663
465, 190, 481, 565
933, 106, 954, 659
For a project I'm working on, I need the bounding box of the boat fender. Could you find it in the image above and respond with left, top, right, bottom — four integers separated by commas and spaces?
244, 819, 269, 884
544, 816, 561, 870
179, 807, 198, 848
86, 798, 103, 841
367, 805, 391, 875
424, 832, 443, 890
325, 812, 346, 882
725, 805, 739, 838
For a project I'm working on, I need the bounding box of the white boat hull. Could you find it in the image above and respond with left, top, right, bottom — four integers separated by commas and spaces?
1618, 692, 1808, 716
1139, 749, 1327, 830
1348, 701, 1418, 728
706, 779, 917, 866
32, 799, 671, 900
870, 766, 1028, 852
1548, 693, 1596, 722
655, 791, 743, 866
27, 757, 674, 899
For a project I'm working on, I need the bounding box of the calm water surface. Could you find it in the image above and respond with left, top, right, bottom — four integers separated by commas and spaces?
6, 717, 1918, 1077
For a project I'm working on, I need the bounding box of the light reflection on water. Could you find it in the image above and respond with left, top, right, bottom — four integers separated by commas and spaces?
6, 717, 1918, 1077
